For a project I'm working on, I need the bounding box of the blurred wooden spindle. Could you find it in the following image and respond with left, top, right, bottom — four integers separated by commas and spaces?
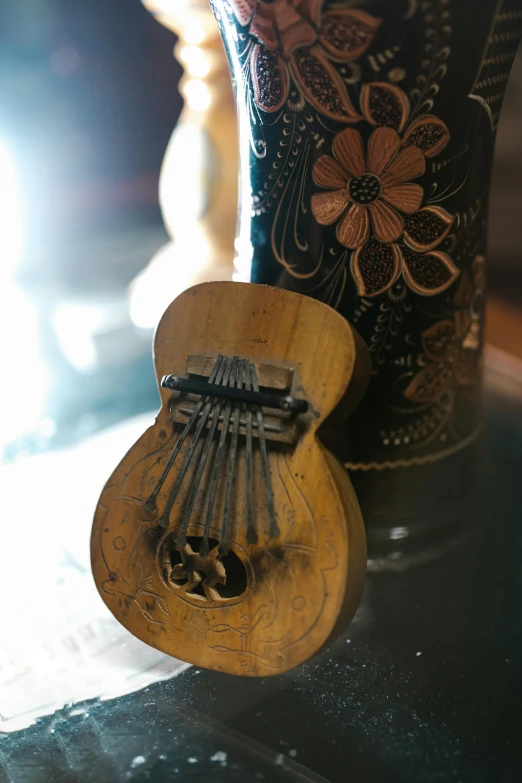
131, 0, 238, 327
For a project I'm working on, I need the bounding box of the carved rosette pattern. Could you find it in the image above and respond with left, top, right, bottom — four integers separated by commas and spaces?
210, 0, 522, 468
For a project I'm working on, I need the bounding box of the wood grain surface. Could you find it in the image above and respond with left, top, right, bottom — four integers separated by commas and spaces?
91, 282, 370, 676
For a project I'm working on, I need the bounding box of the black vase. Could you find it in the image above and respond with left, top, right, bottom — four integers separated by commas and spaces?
210, 0, 522, 566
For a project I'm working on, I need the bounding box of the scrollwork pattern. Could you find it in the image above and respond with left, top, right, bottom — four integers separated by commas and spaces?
211, 0, 520, 467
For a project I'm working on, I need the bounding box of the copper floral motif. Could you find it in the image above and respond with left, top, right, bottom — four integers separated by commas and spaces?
210, 0, 517, 468
405, 256, 485, 405
227, 0, 381, 120
311, 82, 458, 297
312, 127, 425, 247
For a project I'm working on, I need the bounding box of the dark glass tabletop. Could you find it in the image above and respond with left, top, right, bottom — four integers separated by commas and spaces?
1, 395, 520, 783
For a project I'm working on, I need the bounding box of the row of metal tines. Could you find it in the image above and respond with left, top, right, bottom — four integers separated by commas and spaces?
145, 355, 278, 555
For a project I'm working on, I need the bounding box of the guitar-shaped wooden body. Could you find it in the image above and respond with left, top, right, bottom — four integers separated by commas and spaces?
91, 282, 370, 676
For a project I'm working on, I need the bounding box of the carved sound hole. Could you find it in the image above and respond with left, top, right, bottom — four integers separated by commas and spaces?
165, 536, 247, 603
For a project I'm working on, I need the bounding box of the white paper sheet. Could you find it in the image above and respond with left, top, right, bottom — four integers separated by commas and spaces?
0, 414, 189, 733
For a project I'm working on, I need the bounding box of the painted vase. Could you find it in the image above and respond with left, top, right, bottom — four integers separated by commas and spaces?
209, 0, 522, 565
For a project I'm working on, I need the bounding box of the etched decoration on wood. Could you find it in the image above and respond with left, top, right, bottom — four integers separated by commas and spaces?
92, 282, 369, 676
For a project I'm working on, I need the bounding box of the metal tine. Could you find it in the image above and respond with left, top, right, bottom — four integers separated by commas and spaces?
145, 355, 224, 512
244, 359, 257, 545
251, 363, 279, 539
178, 407, 284, 435
219, 358, 243, 555
158, 357, 228, 528
200, 357, 238, 557
176, 357, 234, 549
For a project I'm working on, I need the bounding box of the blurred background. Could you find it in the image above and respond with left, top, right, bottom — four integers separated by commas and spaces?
0, 0, 181, 460
0, 0, 521, 463
0, 0, 192, 732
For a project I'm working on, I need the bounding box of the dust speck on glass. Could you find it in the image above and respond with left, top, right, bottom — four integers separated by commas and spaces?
210, 0, 522, 468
